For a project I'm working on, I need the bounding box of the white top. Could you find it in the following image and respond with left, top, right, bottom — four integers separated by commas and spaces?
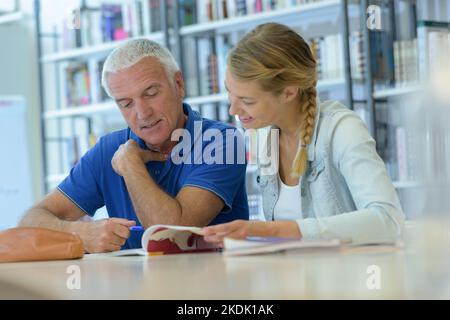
273, 174, 302, 220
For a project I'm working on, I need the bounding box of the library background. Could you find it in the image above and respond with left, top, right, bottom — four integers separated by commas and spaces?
1, 0, 450, 229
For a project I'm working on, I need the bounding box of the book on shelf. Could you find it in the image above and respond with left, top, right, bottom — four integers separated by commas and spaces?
65, 62, 91, 106
191, 0, 328, 25
370, 30, 395, 90
417, 20, 450, 81
222, 236, 341, 256
197, 36, 220, 96
308, 34, 344, 81
101, 3, 129, 42
62, 57, 109, 108
375, 103, 418, 185
183, 33, 231, 98
182, 37, 199, 97
207, 50, 219, 94
59, 1, 150, 51
234, 0, 247, 17
393, 39, 419, 87
80, 8, 103, 48
215, 34, 231, 93
349, 31, 365, 80
148, 0, 162, 32
179, 0, 197, 26
98, 224, 219, 257
61, 16, 82, 50
309, 37, 322, 79
66, 133, 97, 169
197, 37, 210, 96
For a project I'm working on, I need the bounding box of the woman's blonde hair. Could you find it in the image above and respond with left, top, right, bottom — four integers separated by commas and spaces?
228, 23, 317, 177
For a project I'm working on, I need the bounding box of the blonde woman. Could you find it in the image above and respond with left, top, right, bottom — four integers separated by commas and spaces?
203, 23, 404, 245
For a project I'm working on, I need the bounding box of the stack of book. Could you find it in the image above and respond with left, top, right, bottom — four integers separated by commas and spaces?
193, 36, 222, 96
65, 62, 91, 106
193, 0, 329, 25
63, 58, 108, 108
417, 20, 450, 81
370, 30, 396, 90
393, 39, 419, 87
66, 133, 97, 170
375, 104, 418, 184
309, 34, 344, 81
60, 1, 148, 50
349, 31, 365, 80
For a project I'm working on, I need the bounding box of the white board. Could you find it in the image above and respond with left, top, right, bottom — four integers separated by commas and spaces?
0, 96, 33, 230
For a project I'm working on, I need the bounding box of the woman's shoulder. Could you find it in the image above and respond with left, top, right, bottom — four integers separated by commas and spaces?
315, 100, 372, 150
318, 100, 365, 130
318, 100, 353, 117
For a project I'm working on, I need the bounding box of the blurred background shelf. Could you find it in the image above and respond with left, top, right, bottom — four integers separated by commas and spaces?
179, 0, 342, 36
373, 85, 423, 99
41, 32, 164, 63
0, 11, 23, 24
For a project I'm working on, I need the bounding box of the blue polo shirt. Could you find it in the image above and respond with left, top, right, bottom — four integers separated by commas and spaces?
58, 103, 249, 249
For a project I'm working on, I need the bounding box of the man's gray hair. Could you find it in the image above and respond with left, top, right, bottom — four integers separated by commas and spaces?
101, 38, 180, 97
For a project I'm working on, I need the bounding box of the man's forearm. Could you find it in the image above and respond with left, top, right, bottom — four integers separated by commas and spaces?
122, 162, 183, 228
19, 208, 84, 234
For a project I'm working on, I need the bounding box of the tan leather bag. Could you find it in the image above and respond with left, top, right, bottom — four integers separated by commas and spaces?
0, 227, 84, 263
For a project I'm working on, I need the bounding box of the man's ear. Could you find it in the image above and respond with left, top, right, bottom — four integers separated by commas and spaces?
173, 70, 185, 98
282, 86, 299, 103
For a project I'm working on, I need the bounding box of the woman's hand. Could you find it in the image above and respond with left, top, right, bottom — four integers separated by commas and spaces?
202, 220, 261, 244
202, 220, 302, 245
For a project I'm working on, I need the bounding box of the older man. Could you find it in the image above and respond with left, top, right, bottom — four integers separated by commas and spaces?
20, 39, 248, 253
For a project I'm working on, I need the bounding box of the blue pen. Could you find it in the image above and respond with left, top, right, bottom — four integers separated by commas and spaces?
129, 226, 145, 231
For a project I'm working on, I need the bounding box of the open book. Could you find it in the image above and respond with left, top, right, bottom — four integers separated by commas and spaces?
222, 236, 342, 257
99, 224, 219, 257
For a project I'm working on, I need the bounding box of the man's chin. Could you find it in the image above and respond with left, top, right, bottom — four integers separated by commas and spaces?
140, 134, 171, 151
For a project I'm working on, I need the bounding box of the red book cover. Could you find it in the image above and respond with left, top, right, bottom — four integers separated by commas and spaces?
141, 225, 219, 255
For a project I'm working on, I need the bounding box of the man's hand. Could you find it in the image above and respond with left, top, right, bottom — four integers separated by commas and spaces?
111, 139, 167, 176
76, 218, 136, 253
